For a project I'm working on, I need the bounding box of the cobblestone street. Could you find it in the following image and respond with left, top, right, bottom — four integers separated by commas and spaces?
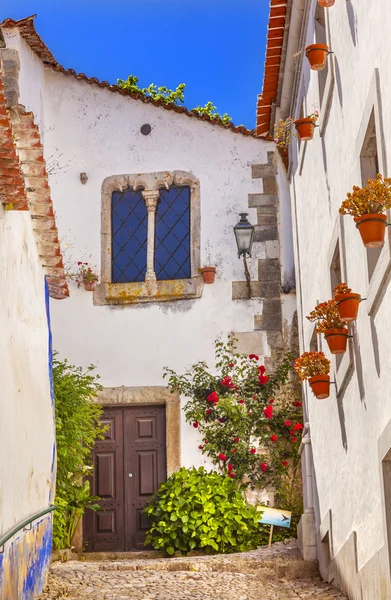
39, 542, 346, 600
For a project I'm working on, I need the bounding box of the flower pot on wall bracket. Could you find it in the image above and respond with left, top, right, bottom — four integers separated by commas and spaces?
334, 293, 361, 322
354, 214, 388, 248
318, 0, 335, 7
294, 118, 316, 141
83, 280, 96, 291
308, 374, 330, 399
305, 44, 330, 71
200, 267, 216, 284
324, 328, 349, 354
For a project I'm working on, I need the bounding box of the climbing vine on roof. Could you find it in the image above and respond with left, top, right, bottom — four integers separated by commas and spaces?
117, 75, 232, 125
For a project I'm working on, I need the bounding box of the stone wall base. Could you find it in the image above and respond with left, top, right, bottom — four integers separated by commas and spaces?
297, 513, 317, 562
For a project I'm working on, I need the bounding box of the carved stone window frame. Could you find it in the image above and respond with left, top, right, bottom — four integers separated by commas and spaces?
95, 170, 203, 305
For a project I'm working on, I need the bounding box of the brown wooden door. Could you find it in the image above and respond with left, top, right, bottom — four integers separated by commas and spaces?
84, 405, 166, 552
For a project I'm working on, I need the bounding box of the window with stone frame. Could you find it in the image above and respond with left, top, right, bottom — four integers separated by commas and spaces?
360, 109, 381, 281
112, 185, 191, 283
99, 171, 201, 305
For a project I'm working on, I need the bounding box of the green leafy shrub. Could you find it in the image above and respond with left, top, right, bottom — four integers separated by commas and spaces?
117, 74, 232, 124
53, 356, 105, 549
144, 467, 261, 556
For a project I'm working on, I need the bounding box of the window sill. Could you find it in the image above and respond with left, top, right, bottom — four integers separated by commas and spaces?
93, 277, 204, 306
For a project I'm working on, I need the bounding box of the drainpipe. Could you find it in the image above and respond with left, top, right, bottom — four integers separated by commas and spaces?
298, 422, 314, 514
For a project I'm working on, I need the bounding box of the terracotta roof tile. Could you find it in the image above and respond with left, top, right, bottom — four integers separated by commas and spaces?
0, 66, 69, 298
0, 15, 262, 138
256, 0, 288, 137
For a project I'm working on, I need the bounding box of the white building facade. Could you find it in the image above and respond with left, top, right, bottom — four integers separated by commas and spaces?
1, 16, 296, 552
259, 0, 391, 597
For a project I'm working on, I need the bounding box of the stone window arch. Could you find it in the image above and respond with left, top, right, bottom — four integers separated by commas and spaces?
96, 171, 202, 305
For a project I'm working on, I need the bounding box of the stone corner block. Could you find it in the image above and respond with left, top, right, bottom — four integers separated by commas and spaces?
251, 163, 275, 179
232, 281, 262, 300
233, 331, 267, 356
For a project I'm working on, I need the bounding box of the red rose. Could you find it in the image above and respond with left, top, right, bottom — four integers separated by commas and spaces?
207, 392, 219, 403
233, 437, 239, 443
227, 463, 234, 471
270, 435, 278, 442
232, 385, 238, 391
198, 445, 204, 450
218, 417, 224, 423
204, 440, 208, 444
221, 376, 232, 387
264, 405, 273, 419
253, 395, 257, 400
260, 462, 268, 472
229, 472, 236, 478
281, 460, 289, 467
290, 430, 295, 435
250, 448, 256, 454
193, 422, 199, 428
269, 398, 274, 404
77, 261, 82, 265
292, 401, 302, 407
232, 448, 237, 453
258, 365, 266, 375
294, 423, 303, 431
248, 411, 253, 416
229, 363, 234, 368
206, 409, 212, 415
218, 453, 227, 461
291, 437, 297, 443
284, 420, 291, 427
258, 374, 269, 385
239, 399, 245, 404
249, 354, 259, 360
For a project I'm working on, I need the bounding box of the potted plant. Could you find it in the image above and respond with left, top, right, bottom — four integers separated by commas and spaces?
333, 283, 361, 322
75, 262, 98, 291
294, 351, 331, 399
307, 300, 349, 354
318, 0, 335, 6
339, 174, 391, 248
200, 267, 216, 284
295, 110, 319, 141
305, 43, 330, 70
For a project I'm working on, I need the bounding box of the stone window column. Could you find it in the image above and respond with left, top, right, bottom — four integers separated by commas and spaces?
142, 189, 160, 282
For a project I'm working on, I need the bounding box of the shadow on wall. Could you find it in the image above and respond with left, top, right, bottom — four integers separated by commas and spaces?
321, 137, 332, 214
370, 316, 381, 377
334, 56, 344, 108
346, 0, 358, 47
352, 323, 366, 406
0, 515, 53, 599
336, 395, 348, 451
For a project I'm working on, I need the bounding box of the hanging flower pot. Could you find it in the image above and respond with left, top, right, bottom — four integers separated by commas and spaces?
83, 280, 96, 291
333, 283, 361, 322
200, 267, 216, 284
324, 328, 349, 354
318, 0, 335, 6
294, 352, 331, 400
308, 374, 330, 399
354, 214, 387, 248
295, 118, 316, 141
305, 44, 329, 71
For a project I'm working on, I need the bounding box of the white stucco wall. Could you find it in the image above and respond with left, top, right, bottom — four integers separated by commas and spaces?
280, 0, 391, 580
0, 208, 55, 535
28, 68, 273, 466
3, 29, 46, 132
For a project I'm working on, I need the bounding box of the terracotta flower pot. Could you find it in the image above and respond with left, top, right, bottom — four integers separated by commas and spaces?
305, 44, 329, 70
200, 267, 216, 284
308, 374, 330, 399
324, 328, 349, 354
318, 0, 335, 6
295, 118, 316, 141
354, 213, 387, 248
83, 280, 96, 291
334, 293, 361, 322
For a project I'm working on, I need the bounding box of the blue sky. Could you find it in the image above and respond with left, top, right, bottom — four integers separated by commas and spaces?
0, 0, 269, 129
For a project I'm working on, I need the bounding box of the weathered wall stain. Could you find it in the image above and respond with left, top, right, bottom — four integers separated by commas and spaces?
0, 515, 53, 600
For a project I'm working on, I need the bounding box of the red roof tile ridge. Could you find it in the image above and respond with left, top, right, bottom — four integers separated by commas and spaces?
0, 15, 264, 138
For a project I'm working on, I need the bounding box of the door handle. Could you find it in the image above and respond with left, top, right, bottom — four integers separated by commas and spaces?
128, 473, 133, 478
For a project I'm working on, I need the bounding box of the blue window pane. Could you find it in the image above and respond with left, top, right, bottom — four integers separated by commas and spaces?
155, 186, 191, 280
112, 189, 147, 283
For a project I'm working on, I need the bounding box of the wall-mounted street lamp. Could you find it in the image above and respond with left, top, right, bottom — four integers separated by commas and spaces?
233, 213, 255, 298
